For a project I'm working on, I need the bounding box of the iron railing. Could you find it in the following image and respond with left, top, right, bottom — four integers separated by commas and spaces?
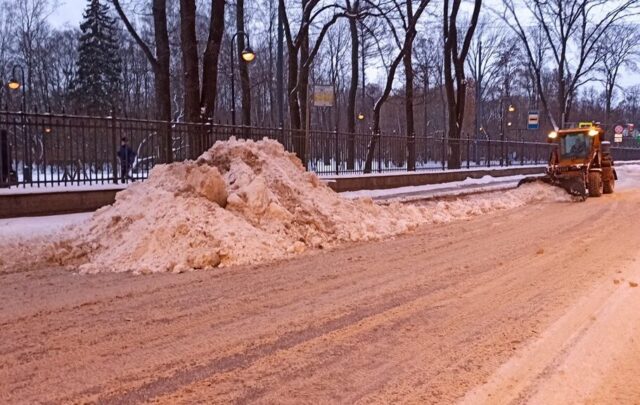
1, 111, 639, 188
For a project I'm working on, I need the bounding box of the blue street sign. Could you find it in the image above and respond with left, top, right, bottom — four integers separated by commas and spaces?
528, 111, 540, 130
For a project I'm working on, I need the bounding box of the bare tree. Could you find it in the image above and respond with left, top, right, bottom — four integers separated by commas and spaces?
346, 0, 359, 169
443, 0, 482, 169
466, 20, 511, 138
404, 0, 417, 171
362, 0, 433, 173
201, 0, 225, 118
179, 0, 199, 125
280, 0, 352, 161
597, 24, 640, 124
113, 0, 172, 162
235, 0, 252, 126
15, 0, 56, 110
500, 0, 640, 129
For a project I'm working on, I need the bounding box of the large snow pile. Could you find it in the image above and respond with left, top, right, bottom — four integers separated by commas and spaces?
39, 138, 569, 274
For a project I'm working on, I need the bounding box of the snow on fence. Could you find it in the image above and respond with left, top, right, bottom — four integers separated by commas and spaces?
1, 110, 639, 189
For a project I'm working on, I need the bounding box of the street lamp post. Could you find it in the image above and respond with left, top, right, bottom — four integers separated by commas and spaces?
500, 101, 516, 166
358, 20, 366, 127
7, 64, 26, 112
7, 64, 28, 184
229, 31, 256, 127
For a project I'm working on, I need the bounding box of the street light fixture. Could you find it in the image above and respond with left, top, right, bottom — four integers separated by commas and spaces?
7, 78, 20, 90
357, 113, 365, 121
7, 64, 26, 112
241, 47, 256, 63
230, 31, 256, 126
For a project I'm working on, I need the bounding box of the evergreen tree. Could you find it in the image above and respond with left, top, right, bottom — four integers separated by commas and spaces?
72, 0, 122, 113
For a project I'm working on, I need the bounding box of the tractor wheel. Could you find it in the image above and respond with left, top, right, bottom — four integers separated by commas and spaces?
603, 177, 615, 194
588, 172, 603, 197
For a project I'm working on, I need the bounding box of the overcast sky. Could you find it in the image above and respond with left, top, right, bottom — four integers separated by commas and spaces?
50, 0, 85, 28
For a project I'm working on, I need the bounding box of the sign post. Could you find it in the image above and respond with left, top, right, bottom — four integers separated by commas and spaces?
614, 124, 624, 143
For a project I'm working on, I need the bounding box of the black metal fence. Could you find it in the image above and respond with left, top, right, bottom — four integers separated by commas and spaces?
1, 111, 639, 188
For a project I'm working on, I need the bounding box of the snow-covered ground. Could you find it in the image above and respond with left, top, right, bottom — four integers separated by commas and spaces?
0, 212, 92, 240
339, 174, 540, 201
616, 164, 640, 190
343, 163, 640, 201
0, 183, 128, 195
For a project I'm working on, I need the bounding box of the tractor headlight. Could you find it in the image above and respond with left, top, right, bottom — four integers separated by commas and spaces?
548, 131, 558, 139
588, 129, 598, 137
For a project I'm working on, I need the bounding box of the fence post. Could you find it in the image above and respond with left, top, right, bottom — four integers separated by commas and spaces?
377, 131, 382, 173
520, 136, 525, 166
505, 139, 509, 167
334, 127, 340, 175
111, 111, 118, 184
0, 129, 7, 188
487, 137, 491, 168
408, 131, 416, 171
200, 116, 207, 156
441, 134, 446, 171
466, 134, 470, 169
166, 120, 173, 163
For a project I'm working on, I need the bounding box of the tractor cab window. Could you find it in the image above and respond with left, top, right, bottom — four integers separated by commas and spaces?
559, 132, 592, 159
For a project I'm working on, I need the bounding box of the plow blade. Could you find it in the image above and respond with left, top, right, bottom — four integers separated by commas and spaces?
517, 175, 553, 187
557, 177, 587, 198
517, 175, 587, 199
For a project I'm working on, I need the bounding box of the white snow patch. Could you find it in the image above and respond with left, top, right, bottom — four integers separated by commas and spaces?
340, 174, 539, 200
616, 164, 640, 190
324, 164, 546, 179
0, 213, 92, 241
0, 183, 128, 195
2, 138, 572, 275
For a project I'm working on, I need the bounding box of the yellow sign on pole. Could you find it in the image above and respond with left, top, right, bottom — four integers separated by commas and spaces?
313, 85, 335, 107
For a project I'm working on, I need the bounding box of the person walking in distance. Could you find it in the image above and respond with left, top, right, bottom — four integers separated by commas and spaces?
117, 137, 136, 182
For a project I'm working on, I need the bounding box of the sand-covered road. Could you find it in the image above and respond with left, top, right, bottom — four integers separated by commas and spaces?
2, 185, 640, 404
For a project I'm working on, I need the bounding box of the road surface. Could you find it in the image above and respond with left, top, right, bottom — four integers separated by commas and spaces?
2, 185, 640, 404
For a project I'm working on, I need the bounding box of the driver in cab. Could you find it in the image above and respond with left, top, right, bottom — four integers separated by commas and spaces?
570, 137, 587, 155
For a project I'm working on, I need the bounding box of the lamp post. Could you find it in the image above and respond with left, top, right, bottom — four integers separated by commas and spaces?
7, 64, 26, 112
359, 20, 366, 127
500, 101, 516, 166
229, 31, 255, 126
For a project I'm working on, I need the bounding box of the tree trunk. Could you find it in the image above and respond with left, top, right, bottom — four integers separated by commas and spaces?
443, 0, 481, 170
179, 0, 200, 158
236, 0, 251, 127
153, 0, 172, 163
287, 42, 301, 129
558, 70, 566, 128
346, 4, 358, 170
297, 25, 310, 166
201, 0, 225, 119
404, 0, 415, 171
605, 77, 614, 125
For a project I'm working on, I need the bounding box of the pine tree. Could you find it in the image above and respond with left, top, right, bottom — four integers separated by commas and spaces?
72, 0, 122, 114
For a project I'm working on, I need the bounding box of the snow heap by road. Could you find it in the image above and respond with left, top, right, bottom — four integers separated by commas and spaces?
43, 138, 570, 274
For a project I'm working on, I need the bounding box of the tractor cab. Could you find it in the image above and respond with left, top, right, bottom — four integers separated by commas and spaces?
547, 125, 605, 168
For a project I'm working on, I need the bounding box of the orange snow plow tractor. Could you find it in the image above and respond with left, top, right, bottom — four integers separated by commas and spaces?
518, 124, 617, 199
